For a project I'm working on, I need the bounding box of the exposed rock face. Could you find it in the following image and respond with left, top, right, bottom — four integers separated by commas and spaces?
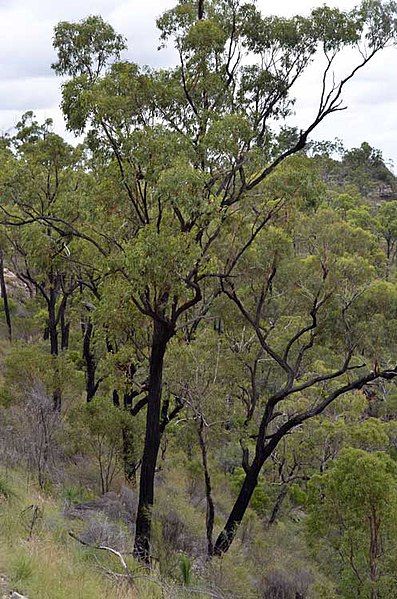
0, 269, 31, 301
367, 182, 397, 203
315, 144, 397, 204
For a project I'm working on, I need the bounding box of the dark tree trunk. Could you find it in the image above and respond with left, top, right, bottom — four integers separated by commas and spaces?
213, 454, 263, 556
0, 250, 12, 342
112, 389, 120, 407
48, 288, 61, 411
198, 0, 204, 20
48, 288, 59, 357
133, 319, 174, 562
197, 417, 215, 556
82, 318, 99, 402
60, 301, 70, 350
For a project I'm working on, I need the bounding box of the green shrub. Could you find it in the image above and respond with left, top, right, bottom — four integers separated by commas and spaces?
179, 553, 192, 586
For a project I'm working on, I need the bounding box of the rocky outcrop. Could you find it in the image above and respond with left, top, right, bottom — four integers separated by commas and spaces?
0, 270, 31, 301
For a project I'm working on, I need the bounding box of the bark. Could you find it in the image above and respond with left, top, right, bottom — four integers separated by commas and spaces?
60, 299, 70, 350
52, 378, 62, 412
112, 389, 120, 407
133, 319, 174, 562
82, 318, 99, 402
48, 287, 62, 411
0, 249, 12, 342
197, 417, 215, 556
198, 0, 204, 20
213, 454, 263, 555
48, 288, 59, 356
212, 356, 397, 556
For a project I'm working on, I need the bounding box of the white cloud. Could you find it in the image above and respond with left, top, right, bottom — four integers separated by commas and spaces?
110, 1, 176, 66
0, 77, 59, 110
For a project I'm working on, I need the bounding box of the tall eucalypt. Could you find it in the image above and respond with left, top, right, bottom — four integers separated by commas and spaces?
41, 0, 397, 562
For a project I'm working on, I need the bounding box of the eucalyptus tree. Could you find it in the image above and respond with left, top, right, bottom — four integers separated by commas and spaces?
307, 449, 397, 598
0, 113, 87, 409
213, 189, 397, 555
32, 0, 397, 561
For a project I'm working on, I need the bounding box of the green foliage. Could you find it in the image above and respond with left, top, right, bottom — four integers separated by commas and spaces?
307, 449, 397, 598
179, 553, 192, 586
288, 484, 307, 507
52, 16, 126, 79
3, 342, 84, 402
67, 396, 124, 494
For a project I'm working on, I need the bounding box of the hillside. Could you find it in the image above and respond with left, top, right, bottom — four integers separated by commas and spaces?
1, 2, 397, 598
0, 147, 397, 598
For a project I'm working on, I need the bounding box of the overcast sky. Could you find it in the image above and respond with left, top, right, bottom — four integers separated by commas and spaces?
0, 0, 396, 168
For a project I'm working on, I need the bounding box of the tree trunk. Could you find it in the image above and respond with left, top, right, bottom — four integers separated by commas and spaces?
197, 417, 215, 556
213, 455, 263, 556
48, 289, 59, 356
60, 301, 70, 350
112, 389, 120, 407
82, 318, 98, 402
133, 319, 174, 562
198, 0, 204, 20
0, 249, 12, 342
48, 288, 61, 411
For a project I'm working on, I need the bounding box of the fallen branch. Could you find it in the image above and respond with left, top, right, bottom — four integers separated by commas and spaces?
68, 530, 129, 574
69, 530, 226, 597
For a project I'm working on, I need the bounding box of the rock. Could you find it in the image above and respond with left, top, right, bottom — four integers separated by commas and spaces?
1, 269, 30, 299
0, 577, 29, 599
